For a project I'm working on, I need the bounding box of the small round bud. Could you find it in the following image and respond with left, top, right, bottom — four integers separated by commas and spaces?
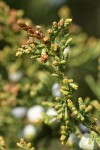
36, 25, 42, 30
52, 21, 58, 27
72, 107, 76, 111
43, 37, 49, 42
30, 44, 35, 48
55, 104, 61, 110
58, 18, 64, 27
63, 91, 69, 96
73, 110, 78, 115
67, 99, 71, 103
85, 105, 93, 113
80, 105, 85, 111
27, 143, 32, 148
52, 61, 58, 66
58, 113, 63, 119
51, 44, 58, 51
68, 79, 74, 83
67, 102, 72, 108
78, 97, 83, 103
47, 29, 53, 34
17, 19, 24, 26
65, 120, 70, 125
41, 54, 48, 63
62, 78, 68, 84
70, 83, 78, 90
20, 138, 25, 144
55, 97, 61, 101
60, 60, 66, 64
25, 48, 32, 53
60, 135, 66, 141
65, 18, 72, 24
61, 125, 66, 130
16, 51, 22, 57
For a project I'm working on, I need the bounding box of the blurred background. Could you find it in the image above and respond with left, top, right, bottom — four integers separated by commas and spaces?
4, 0, 100, 37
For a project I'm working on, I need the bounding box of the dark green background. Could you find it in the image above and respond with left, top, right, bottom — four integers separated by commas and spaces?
4, 0, 100, 37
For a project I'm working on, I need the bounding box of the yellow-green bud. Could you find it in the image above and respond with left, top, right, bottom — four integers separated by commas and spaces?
78, 97, 83, 104
85, 105, 93, 113
55, 104, 61, 109
61, 131, 66, 135
58, 113, 63, 119
61, 126, 66, 130
80, 116, 85, 121
52, 61, 58, 66
30, 44, 35, 48
43, 37, 49, 42
65, 18, 72, 24
55, 97, 60, 101
60, 60, 66, 64
52, 21, 58, 27
60, 135, 66, 141
70, 83, 78, 90
61, 86, 66, 90
25, 48, 32, 53
68, 79, 73, 83
16, 51, 22, 57
47, 29, 53, 34
65, 120, 70, 125
80, 105, 85, 111
27, 143, 32, 148
73, 110, 78, 115
65, 38, 72, 46
72, 107, 76, 111
63, 78, 68, 84
51, 44, 58, 51
57, 108, 63, 114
